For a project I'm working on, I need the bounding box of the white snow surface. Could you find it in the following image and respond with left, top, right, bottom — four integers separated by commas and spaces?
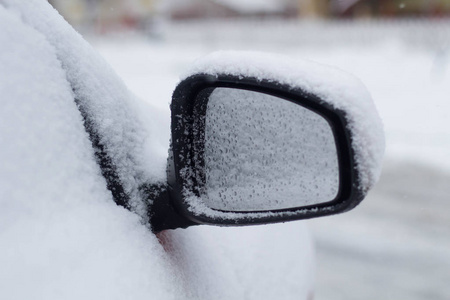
0, 2, 314, 300
2, 0, 168, 219
183, 51, 385, 194
0, 5, 175, 299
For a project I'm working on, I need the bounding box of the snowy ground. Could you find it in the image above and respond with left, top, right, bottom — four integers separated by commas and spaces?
90, 20, 450, 300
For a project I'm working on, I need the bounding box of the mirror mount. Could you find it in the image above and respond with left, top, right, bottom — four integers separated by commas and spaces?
147, 182, 198, 232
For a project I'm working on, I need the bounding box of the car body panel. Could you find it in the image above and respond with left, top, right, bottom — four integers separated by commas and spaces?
0, 1, 314, 299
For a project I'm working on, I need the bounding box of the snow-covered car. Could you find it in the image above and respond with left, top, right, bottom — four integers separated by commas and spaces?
0, 1, 384, 299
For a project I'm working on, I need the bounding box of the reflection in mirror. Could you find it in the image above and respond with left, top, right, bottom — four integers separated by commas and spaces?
201, 88, 339, 212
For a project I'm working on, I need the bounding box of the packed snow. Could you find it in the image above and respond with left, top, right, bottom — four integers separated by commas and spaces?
0, 4, 180, 299
2, 0, 167, 220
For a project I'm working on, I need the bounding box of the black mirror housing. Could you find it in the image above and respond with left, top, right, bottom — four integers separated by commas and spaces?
150, 51, 384, 232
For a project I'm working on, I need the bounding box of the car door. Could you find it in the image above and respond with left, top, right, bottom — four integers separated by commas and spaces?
0, 1, 315, 299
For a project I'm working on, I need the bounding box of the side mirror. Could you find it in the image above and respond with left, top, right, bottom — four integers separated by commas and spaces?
150, 52, 384, 232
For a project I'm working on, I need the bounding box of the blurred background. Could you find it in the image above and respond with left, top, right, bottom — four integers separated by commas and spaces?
49, 1, 450, 299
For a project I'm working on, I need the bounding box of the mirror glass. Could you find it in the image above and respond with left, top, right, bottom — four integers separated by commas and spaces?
200, 87, 339, 211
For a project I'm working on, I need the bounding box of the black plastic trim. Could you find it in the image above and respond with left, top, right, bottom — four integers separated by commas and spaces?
75, 97, 130, 210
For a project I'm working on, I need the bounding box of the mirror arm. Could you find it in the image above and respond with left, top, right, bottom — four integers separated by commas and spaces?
147, 184, 197, 233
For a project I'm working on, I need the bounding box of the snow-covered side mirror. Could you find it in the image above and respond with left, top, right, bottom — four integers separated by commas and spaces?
150, 52, 384, 232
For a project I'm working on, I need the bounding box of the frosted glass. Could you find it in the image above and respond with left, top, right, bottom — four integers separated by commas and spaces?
202, 88, 339, 211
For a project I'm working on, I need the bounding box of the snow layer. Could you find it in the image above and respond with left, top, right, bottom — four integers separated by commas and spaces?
2, 0, 167, 219
0, 5, 178, 299
0, 2, 314, 300
183, 51, 385, 195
